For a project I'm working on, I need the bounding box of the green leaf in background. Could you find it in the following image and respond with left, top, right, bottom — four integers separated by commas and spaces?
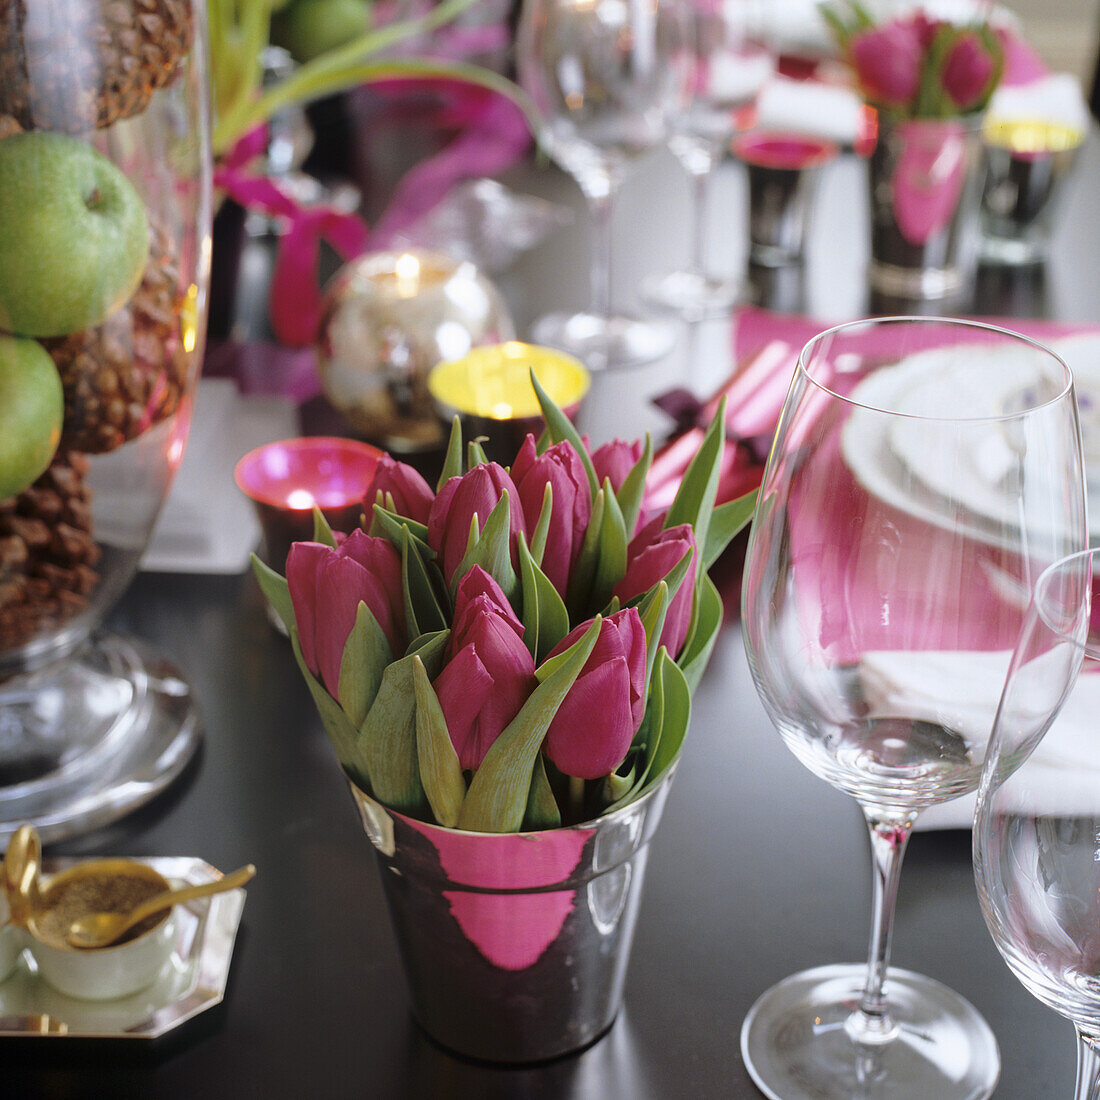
337, 600, 392, 729
523, 754, 561, 830
615, 434, 652, 538
467, 439, 489, 469
359, 631, 449, 813
703, 490, 757, 569
665, 396, 726, 556
530, 370, 599, 498
312, 506, 338, 547
412, 655, 465, 827
566, 487, 605, 620
369, 504, 435, 559
289, 628, 371, 793
677, 572, 724, 694
401, 525, 448, 639
439, 415, 464, 490
252, 554, 295, 635
458, 616, 602, 832
453, 491, 519, 604
590, 477, 628, 611
530, 482, 553, 567
518, 532, 570, 664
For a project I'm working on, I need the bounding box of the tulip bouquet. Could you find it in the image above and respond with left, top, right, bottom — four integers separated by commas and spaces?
253, 377, 755, 833
822, 2, 1004, 120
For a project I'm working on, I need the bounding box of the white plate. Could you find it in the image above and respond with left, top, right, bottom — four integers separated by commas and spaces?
0, 857, 246, 1039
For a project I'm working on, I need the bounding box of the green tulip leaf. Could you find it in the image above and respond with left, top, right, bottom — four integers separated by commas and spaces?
312, 506, 338, 547
454, 491, 518, 604
252, 554, 296, 635
530, 369, 599, 498
614, 434, 652, 538
643, 649, 691, 789
412, 655, 465, 828
439, 415, 464, 489
637, 579, 670, 692
677, 572, 724, 693
458, 615, 601, 832
603, 752, 637, 804
703, 489, 757, 569
369, 504, 434, 558
566, 487, 604, 620
518, 531, 570, 664
523, 754, 561, 830
337, 600, 393, 729
359, 630, 449, 813
401, 525, 448, 638
467, 439, 489, 469
665, 396, 726, 554
289, 628, 371, 793
590, 476, 628, 611
530, 481, 553, 567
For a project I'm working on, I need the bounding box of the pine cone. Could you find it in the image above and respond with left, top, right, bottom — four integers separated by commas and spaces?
45, 221, 190, 455
0, 0, 193, 133
0, 451, 100, 653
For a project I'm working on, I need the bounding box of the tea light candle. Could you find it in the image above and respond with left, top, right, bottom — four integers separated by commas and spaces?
427, 342, 590, 463
234, 437, 384, 573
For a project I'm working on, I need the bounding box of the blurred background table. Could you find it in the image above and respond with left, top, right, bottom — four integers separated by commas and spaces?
6, 126, 1100, 1097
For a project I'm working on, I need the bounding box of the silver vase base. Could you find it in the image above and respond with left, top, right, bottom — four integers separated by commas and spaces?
0, 632, 202, 844
741, 963, 1000, 1100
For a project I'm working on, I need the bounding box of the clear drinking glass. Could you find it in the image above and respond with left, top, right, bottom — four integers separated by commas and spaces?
974, 546, 1100, 1099
641, 0, 771, 319
0, 0, 212, 841
516, 0, 689, 370
740, 317, 1088, 1099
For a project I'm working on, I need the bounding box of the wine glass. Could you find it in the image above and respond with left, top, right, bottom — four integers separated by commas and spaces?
740, 317, 1087, 1099
0, 0, 212, 841
516, 0, 688, 371
641, 0, 771, 319
974, 546, 1100, 1099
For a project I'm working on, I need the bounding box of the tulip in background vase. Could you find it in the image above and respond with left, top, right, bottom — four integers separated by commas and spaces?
825, 2, 1004, 299
253, 370, 756, 1061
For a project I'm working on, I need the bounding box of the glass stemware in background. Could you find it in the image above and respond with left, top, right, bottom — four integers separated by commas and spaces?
641, 0, 772, 319
974, 547, 1100, 1099
516, 0, 689, 370
740, 317, 1087, 1099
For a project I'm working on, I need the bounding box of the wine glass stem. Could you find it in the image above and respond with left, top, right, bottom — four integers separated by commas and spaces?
851, 815, 914, 1040
1074, 1029, 1100, 1099
587, 188, 614, 327
689, 166, 711, 277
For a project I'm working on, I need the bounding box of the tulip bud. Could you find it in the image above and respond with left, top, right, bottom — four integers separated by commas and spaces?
542, 608, 647, 779
427, 462, 525, 584
510, 435, 591, 596
942, 31, 995, 111
364, 453, 434, 525
613, 517, 698, 659
433, 565, 537, 769
590, 438, 643, 495
286, 529, 405, 699
851, 20, 923, 109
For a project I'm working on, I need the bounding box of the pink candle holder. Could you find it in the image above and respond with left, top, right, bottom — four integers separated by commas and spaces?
234, 437, 384, 575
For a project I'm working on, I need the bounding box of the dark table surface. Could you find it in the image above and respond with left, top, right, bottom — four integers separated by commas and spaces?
8, 127, 1100, 1097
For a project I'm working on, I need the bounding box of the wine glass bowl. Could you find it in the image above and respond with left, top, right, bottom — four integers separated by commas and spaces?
974, 547, 1100, 1097
517, 0, 688, 369
740, 317, 1088, 1099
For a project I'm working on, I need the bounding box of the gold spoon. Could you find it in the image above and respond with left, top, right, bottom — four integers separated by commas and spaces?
66, 864, 256, 949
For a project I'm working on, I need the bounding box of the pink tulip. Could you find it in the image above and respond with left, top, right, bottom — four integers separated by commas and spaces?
851, 19, 923, 109
427, 463, 525, 584
509, 435, 591, 596
942, 31, 995, 111
286, 530, 405, 699
542, 609, 647, 779
591, 438, 644, 494
612, 517, 698, 659
433, 566, 537, 770
364, 453, 434, 525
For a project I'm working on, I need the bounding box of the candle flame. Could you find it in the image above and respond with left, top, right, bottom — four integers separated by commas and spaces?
394, 253, 421, 298
287, 488, 316, 510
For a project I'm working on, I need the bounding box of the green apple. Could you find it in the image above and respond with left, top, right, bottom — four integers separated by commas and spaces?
0, 132, 149, 338
0, 335, 63, 502
272, 0, 371, 63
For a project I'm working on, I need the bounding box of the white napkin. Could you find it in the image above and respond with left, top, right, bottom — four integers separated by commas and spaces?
858, 650, 1100, 829
987, 73, 1091, 135
753, 77, 864, 146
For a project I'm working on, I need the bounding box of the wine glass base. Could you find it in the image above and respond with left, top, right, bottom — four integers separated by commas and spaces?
741, 964, 1000, 1100
640, 270, 741, 320
0, 632, 202, 844
528, 311, 675, 372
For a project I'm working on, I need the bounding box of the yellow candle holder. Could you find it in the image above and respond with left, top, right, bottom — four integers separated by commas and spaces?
428, 342, 591, 464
